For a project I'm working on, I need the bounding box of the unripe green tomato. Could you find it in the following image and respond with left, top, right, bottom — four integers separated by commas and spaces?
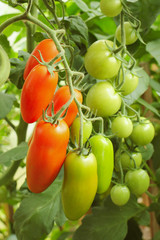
84, 40, 121, 79
100, 0, 122, 17
130, 118, 155, 146
0, 45, 10, 86
110, 185, 130, 206
89, 135, 114, 194
86, 81, 121, 117
70, 117, 92, 145
125, 169, 150, 196
111, 116, 133, 138
0, 186, 7, 202
62, 151, 97, 221
115, 151, 142, 170
119, 71, 139, 96
116, 22, 138, 45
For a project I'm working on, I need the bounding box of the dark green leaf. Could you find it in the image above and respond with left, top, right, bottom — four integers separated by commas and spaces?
14, 179, 65, 240
155, 168, 160, 187
152, 134, 160, 170
150, 78, 160, 93
0, 34, 11, 56
10, 50, 30, 88
0, 92, 16, 119
138, 144, 154, 161
124, 67, 150, 105
33, 32, 48, 42
124, 219, 142, 240
134, 209, 150, 226
137, 98, 160, 117
0, 142, 28, 165
153, 231, 160, 240
73, 196, 146, 240
146, 39, 160, 65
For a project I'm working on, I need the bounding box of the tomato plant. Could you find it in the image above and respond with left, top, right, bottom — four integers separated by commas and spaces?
84, 40, 121, 79
111, 116, 133, 138
23, 39, 60, 80
110, 185, 130, 206
20, 64, 58, 123
70, 117, 92, 145
86, 81, 121, 117
116, 22, 138, 45
100, 0, 122, 17
26, 120, 69, 193
130, 117, 155, 146
89, 135, 114, 194
62, 151, 97, 220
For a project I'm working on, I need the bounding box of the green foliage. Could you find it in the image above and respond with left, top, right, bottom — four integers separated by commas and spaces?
0, 92, 16, 119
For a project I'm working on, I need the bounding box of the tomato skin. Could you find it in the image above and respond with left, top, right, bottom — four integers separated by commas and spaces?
110, 185, 130, 206
26, 120, 69, 193
86, 81, 121, 117
115, 151, 142, 170
130, 118, 155, 146
47, 86, 83, 127
21, 65, 58, 123
100, 0, 122, 17
111, 116, 133, 138
125, 169, 150, 196
62, 151, 97, 220
84, 40, 121, 80
116, 22, 138, 45
23, 39, 60, 80
70, 117, 92, 145
89, 135, 114, 194
119, 70, 139, 96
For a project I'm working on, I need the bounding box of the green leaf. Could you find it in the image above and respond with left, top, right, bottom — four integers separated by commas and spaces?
155, 168, 160, 187
0, 92, 16, 119
152, 135, 160, 170
146, 39, 160, 65
124, 219, 142, 240
150, 78, 160, 93
10, 50, 30, 88
73, 196, 146, 240
138, 144, 154, 161
134, 209, 150, 226
153, 231, 160, 240
124, 67, 150, 105
0, 142, 28, 165
6, 234, 17, 240
14, 179, 66, 240
73, 0, 90, 12
0, 34, 11, 56
137, 98, 160, 117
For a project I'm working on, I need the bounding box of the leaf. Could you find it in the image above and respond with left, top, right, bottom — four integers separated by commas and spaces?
10, 50, 30, 89
124, 67, 150, 105
0, 92, 16, 119
6, 235, 17, 240
146, 39, 160, 65
14, 179, 66, 240
153, 231, 160, 240
138, 144, 154, 161
137, 98, 160, 117
0, 34, 11, 56
134, 209, 150, 226
155, 168, 160, 187
73, 0, 90, 12
124, 219, 142, 240
73, 196, 146, 240
150, 78, 160, 93
152, 135, 160, 170
33, 32, 48, 42
0, 142, 28, 165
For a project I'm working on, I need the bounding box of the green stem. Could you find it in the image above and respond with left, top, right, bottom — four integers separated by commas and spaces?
143, 162, 156, 182
4, 117, 16, 132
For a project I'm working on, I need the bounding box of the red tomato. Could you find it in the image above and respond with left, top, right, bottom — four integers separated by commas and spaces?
21, 64, 58, 123
47, 86, 83, 127
26, 120, 69, 193
23, 39, 60, 80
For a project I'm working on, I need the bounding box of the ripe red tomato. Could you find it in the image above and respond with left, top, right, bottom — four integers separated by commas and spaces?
26, 120, 69, 193
47, 86, 83, 127
21, 64, 58, 123
23, 39, 60, 80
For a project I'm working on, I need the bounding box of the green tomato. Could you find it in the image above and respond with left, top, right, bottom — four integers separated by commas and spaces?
115, 151, 142, 170
100, 0, 122, 17
111, 116, 133, 138
86, 81, 121, 117
62, 151, 97, 221
70, 117, 92, 145
116, 22, 138, 45
0, 45, 10, 86
130, 118, 155, 146
119, 70, 139, 96
125, 169, 150, 196
89, 135, 114, 194
84, 40, 121, 79
0, 186, 7, 202
110, 185, 130, 206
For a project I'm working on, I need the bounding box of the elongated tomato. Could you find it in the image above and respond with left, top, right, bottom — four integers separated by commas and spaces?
23, 39, 60, 80
21, 64, 58, 123
26, 120, 69, 193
